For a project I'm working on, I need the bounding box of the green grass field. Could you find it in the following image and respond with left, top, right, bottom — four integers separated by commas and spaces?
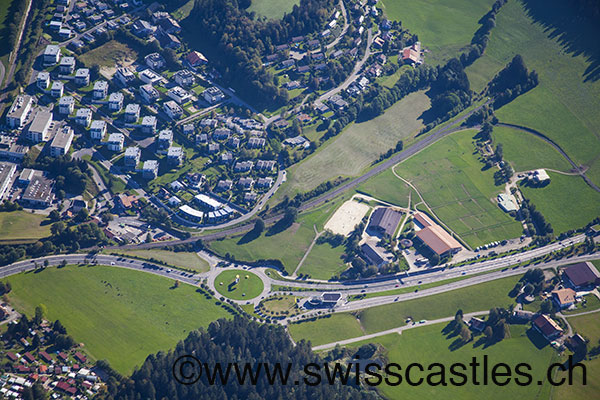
357, 274, 520, 334
208, 196, 344, 275
109, 249, 210, 272
290, 273, 521, 345
277, 91, 429, 200
248, 0, 299, 20
348, 323, 555, 400
297, 242, 347, 280
6, 265, 230, 374
519, 172, 600, 234
214, 270, 264, 300
552, 312, 600, 400
172, 0, 195, 20
0, 211, 51, 242
79, 40, 138, 68
464, 0, 600, 185
288, 313, 365, 347
381, 0, 496, 65
492, 125, 573, 172
394, 129, 523, 247
356, 168, 414, 207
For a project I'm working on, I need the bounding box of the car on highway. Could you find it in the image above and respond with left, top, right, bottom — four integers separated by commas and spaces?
419, 320, 426, 324
110, 261, 115, 265
166, 269, 172, 273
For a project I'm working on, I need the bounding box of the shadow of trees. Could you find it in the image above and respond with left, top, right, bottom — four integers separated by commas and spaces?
522, 0, 600, 82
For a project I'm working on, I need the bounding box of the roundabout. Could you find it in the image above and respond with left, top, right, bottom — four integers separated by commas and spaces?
214, 270, 265, 301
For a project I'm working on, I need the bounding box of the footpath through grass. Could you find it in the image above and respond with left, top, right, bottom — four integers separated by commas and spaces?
393, 129, 522, 247
0, 211, 51, 242
6, 265, 230, 374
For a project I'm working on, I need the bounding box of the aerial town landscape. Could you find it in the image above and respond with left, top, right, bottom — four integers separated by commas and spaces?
0, 0, 598, 398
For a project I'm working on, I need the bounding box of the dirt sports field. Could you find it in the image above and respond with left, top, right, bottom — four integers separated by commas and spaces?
324, 200, 370, 236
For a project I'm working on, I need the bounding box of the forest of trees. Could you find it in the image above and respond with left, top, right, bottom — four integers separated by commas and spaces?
185, 0, 336, 106
100, 317, 376, 400
486, 54, 539, 108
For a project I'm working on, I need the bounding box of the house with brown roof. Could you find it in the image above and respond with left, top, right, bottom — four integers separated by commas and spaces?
39, 350, 53, 363
23, 352, 36, 363
413, 212, 462, 257
532, 314, 563, 341
561, 261, 600, 289
551, 288, 577, 309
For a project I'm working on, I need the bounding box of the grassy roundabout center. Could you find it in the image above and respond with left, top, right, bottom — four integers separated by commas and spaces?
215, 270, 264, 300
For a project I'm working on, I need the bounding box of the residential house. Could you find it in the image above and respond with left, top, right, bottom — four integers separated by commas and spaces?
26, 111, 52, 143
115, 66, 136, 86
59, 56, 76, 74
90, 120, 107, 140
141, 115, 157, 134
244, 192, 257, 203
256, 160, 276, 171
145, 52, 165, 70
256, 177, 273, 188
139, 84, 160, 103
551, 288, 577, 309
182, 124, 194, 136
58, 96, 75, 115
74, 68, 90, 86
247, 137, 265, 149
107, 133, 124, 151
167, 86, 191, 104
532, 314, 563, 341
227, 137, 240, 149
157, 129, 173, 150
167, 146, 183, 166
219, 151, 233, 164
50, 81, 64, 98
163, 100, 183, 120
139, 69, 162, 84
234, 160, 253, 173
216, 179, 233, 192
213, 128, 230, 141
6, 95, 33, 128
93, 80, 109, 99
185, 51, 208, 68
142, 160, 159, 179
173, 70, 194, 87
43, 45, 61, 65
75, 108, 92, 127
123, 146, 141, 168
207, 143, 220, 154
203, 87, 225, 104
37, 72, 50, 90
131, 19, 155, 38
50, 126, 74, 157
562, 262, 600, 289
124, 103, 140, 122
108, 92, 124, 111
238, 177, 254, 190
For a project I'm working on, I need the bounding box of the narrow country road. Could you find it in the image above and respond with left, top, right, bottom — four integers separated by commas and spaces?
312, 311, 490, 351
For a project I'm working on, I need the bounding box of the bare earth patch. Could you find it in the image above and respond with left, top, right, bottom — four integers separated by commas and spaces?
324, 200, 370, 236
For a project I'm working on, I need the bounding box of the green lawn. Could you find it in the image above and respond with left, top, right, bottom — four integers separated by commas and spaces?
356, 167, 414, 208
493, 125, 572, 173
288, 313, 365, 347
277, 91, 430, 200
248, 0, 299, 20
214, 270, 264, 300
290, 273, 521, 345
109, 249, 210, 272
519, 172, 600, 234
208, 196, 344, 274
357, 274, 520, 334
552, 312, 600, 400
348, 323, 555, 400
381, 0, 496, 65
0, 211, 51, 242
172, 0, 195, 20
394, 129, 523, 247
6, 265, 230, 374
297, 242, 347, 280
464, 0, 600, 184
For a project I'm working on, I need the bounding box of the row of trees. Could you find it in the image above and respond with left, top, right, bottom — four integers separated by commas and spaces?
487, 54, 539, 108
